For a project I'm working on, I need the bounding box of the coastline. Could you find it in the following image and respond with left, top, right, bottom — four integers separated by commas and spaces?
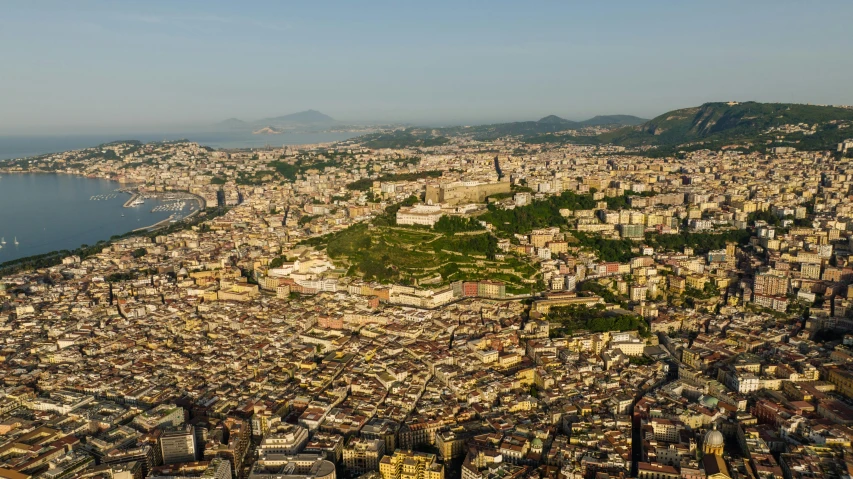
0, 206, 224, 275
0, 172, 211, 266
131, 192, 207, 232
0, 169, 207, 224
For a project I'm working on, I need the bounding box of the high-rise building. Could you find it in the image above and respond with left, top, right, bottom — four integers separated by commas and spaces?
753, 273, 789, 297
160, 425, 196, 465
204, 417, 250, 476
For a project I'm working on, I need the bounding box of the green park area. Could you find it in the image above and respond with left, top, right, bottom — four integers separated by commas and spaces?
547, 304, 651, 337
306, 222, 540, 294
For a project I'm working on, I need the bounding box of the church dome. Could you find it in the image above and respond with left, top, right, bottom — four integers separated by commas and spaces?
704, 427, 724, 448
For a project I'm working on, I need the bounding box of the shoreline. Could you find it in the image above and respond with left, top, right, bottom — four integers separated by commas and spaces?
0, 173, 210, 266
0, 206, 222, 274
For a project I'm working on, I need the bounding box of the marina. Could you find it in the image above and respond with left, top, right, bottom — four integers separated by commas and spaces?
89, 193, 118, 201
151, 201, 187, 213
0, 174, 195, 263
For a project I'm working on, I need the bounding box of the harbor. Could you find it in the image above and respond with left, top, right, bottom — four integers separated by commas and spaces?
89, 193, 118, 201
124, 190, 207, 232
122, 190, 205, 211
0, 174, 208, 263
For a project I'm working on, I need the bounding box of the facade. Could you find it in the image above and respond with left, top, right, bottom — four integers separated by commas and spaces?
619, 223, 645, 239
342, 437, 385, 475
361, 419, 398, 455
133, 405, 185, 432
425, 181, 510, 206
258, 425, 310, 456
160, 426, 197, 465
637, 462, 680, 479
396, 205, 444, 227
150, 458, 232, 479
477, 281, 506, 299
250, 454, 336, 479
753, 273, 789, 297
379, 450, 444, 479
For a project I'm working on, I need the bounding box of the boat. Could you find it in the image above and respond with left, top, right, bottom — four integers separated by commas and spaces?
14, 237, 19, 245
130, 198, 145, 206
1, 237, 5, 244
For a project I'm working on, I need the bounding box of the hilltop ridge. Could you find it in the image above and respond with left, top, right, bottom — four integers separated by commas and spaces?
216, 110, 336, 129
596, 101, 853, 153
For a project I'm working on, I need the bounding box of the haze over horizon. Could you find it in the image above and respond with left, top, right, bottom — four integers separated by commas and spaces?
4, 0, 853, 135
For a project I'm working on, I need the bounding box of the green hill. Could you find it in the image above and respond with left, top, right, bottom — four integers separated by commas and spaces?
358, 114, 644, 147
599, 102, 853, 152
356, 103, 853, 153
579, 114, 647, 127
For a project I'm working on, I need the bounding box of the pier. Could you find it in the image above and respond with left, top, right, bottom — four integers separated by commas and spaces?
132, 214, 176, 232
122, 193, 141, 208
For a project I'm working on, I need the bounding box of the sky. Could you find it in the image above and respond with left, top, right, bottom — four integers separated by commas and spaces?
2, 0, 853, 134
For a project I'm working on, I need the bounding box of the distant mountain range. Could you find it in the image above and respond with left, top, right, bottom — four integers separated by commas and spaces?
521, 102, 853, 156
356, 102, 853, 154
581, 114, 648, 127
598, 102, 853, 148
216, 110, 336, 129
533, 114, 648, 128
428, 114, 647, 141
358, 113, 647, 147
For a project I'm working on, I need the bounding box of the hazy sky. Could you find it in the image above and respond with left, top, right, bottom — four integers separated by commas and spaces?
3, 0, 853, 133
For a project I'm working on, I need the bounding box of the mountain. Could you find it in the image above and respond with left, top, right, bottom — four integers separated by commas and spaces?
217, 118, 247, 128
355, 113, 652, 147
441, 113, 647, 140
599, 102, 853, 151
216, 110, 336, 130
537, 115, 578, 126
579, 115, 647, 127
259, 110, 335, 125
252, 126, 285, 135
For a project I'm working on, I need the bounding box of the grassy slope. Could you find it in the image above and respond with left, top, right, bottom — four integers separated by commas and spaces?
599, 101, 853, 149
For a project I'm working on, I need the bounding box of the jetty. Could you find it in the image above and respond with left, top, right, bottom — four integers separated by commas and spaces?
123, 193, 141, 207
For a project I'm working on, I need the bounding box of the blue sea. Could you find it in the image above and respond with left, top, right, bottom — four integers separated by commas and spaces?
0, 130, 362, 161
0, 130, 363, 263
0, 174, 189, 263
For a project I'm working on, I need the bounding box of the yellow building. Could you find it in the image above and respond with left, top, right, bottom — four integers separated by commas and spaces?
379, 450, 444, 479
827, 367, 853, 399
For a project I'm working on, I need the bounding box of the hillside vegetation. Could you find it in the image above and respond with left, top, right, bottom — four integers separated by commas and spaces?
359, 102, 853, 154
356, 114, 646, 147
599, 101, 853, 152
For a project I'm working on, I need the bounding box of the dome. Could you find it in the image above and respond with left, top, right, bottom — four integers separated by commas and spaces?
531, 438, 543, 449
704, 427, 724, 447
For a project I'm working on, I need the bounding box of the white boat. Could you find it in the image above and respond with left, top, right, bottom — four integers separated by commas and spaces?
14, 237, 19, 245
1, 237, 5, 244
131, 198, 145, 206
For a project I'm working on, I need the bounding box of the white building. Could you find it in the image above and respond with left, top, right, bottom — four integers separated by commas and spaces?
396, 204, 444, 227
259, 425, 310, 456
